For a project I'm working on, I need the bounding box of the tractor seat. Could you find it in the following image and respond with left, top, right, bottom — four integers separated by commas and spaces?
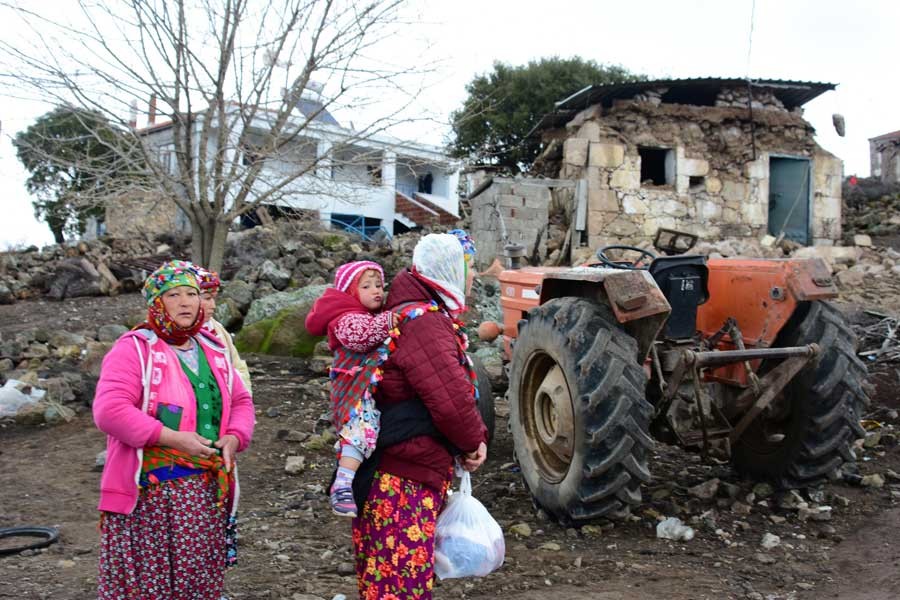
648, 255, 709, 339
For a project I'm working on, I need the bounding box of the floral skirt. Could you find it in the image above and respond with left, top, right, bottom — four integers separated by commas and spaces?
98, 474, 226, 600
352, 470, 451, 600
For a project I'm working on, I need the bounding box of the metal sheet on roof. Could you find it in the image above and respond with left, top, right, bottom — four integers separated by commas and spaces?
531, 77, 836, 136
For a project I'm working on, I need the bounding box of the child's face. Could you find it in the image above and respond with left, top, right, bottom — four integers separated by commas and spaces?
356, 270, 385, 311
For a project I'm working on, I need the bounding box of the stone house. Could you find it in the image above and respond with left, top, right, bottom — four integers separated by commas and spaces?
103, 93, 460, 240
520, 78, 843, 253
869, 129, 900, 184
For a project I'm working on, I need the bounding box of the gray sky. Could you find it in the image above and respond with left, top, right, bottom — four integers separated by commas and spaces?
1, 0, 897, 247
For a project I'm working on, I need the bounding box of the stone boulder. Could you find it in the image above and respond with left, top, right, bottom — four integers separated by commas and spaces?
214, 297, 243, 330
259, 260, 291, 291
47, 258, 103, 300
235, 303, 324, 357
219, 279, 254, 313
243, 284, 328, 327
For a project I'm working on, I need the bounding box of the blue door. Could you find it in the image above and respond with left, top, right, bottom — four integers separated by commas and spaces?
768, 157, 811, 245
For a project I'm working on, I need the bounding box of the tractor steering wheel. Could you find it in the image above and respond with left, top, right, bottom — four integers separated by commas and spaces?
596, 245, 658, 270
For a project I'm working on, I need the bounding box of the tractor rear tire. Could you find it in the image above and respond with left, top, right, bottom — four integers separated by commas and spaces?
732, 301, 868, 488
508, 297, 653, 523
469, 355, 496, 444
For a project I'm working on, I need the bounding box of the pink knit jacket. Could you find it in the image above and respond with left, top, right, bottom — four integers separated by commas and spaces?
92, 328, 255, 514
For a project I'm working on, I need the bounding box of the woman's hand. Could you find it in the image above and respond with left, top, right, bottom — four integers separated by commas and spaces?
158, 428, 216, 458
459, 441, 487, 472
214, 434, 240, 472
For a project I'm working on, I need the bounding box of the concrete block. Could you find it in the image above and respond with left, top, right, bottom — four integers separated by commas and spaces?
697, 199, 722, 220
661, 198, 689, 218
564, 138, 589, 167
609, 167, 640, 190
588, 188, 619, 212
722, 181, 749, 204
744, 158, 767, 180
586, 165, 609, 190
622, 195, 648, 215
854, 234, 873, 247
740, 201, 765, 225
793, 245, 862, 266
587, 210, 608, 236
576, 121, 603, 142
681, 158, 710, 177
589, 143, 625, 168
606, 215, 641, 236
705, 176, 723, 195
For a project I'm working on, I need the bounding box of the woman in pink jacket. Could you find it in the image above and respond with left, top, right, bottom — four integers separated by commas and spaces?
93, 260, 255, 600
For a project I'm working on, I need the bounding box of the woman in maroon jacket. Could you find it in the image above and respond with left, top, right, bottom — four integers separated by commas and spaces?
351, 232, 488, 600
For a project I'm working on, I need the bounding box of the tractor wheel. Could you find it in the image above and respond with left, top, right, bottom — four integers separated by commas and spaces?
469, 355, 496, 444
732, 301, 868, 488
508, 297, 653, 523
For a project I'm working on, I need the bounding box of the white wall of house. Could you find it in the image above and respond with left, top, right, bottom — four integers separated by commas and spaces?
138, 108, 461, 237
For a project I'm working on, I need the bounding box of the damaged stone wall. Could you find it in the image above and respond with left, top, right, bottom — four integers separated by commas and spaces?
470, 179, 573, 269
105, 190, 185, 240
548, 96, 842, 249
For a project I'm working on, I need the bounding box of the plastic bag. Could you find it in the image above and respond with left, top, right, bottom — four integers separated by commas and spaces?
434, 470, 505, 579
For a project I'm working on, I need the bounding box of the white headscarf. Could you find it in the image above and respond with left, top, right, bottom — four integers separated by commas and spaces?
412, 233, 466, 312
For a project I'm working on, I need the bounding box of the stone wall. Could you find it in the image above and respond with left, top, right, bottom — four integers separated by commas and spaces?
469, 179, 559, 269
105, 191, 186, 240
552, 100, 842, 248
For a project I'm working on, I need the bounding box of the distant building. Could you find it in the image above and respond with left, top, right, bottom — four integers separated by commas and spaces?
470, 77, 843, 265
869, 129, 900, 184
104, 93, 460, 241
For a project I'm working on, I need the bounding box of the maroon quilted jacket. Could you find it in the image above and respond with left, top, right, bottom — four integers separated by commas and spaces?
376, 269, 488, 491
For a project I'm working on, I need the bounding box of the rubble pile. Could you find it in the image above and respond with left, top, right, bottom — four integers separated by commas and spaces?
843, 190, 900, 239
0, 237, 170, 305
0, 322, 127, 427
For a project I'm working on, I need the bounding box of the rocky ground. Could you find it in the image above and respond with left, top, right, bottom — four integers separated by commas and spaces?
0, 285, 899, 600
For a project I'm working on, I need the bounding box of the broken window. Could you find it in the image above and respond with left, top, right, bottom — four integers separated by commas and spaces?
639, 147, 674, 186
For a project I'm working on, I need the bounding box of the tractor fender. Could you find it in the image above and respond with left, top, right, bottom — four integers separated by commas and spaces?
537, 268, 671, 361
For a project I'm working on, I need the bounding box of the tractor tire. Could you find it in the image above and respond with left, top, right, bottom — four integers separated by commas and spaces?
732, 301, 868, 488
469, 354, 496, 444
508, 297, 653, 523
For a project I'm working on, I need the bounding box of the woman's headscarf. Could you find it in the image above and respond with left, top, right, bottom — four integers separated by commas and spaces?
140, 260, 205, 345
412, 233, 470, 313
191, 265, 221, 291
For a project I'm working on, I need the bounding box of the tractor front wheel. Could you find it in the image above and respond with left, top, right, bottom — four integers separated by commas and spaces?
732, 301, 868, 487
508, 297, 653, 523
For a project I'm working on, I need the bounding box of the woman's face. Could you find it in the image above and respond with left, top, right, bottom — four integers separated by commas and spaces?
161, 286, 200, 328
200, 288, 218, 323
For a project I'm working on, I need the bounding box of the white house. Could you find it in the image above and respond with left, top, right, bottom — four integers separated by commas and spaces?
127, 93, 461, 240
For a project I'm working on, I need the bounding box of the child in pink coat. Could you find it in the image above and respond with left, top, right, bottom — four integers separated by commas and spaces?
305, 260, 395, 516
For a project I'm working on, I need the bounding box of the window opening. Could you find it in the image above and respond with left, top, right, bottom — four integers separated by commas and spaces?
639, 147, 674, 186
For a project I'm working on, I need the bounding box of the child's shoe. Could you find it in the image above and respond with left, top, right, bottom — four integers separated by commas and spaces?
330, 485, 358, 517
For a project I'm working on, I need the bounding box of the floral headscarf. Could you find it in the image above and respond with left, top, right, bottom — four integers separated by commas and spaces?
412, 233, 468, 314
191, 265, 221, 291
139, 260, 205, 345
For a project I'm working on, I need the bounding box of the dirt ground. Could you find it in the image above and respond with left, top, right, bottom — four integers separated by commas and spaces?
1, 294, 899, 600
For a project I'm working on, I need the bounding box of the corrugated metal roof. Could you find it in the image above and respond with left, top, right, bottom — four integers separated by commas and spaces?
530, 77, 836, 136
870, 129, 900, 141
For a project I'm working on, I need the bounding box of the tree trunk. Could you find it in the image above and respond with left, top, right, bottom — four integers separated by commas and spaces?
190, 214, 229, 272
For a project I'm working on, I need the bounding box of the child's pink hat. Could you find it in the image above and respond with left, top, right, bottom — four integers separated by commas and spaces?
334, 260, 384, 293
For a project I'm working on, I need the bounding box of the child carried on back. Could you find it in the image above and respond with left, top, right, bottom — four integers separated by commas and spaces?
305, 260, 396, 517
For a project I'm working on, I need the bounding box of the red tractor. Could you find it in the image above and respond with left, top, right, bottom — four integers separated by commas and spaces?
487, 230, 868, 523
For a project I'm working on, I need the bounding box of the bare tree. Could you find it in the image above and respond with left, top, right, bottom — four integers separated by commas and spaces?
0, 0, 431, 270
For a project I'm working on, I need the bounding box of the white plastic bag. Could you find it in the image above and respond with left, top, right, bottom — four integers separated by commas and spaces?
434, 470, 505, 579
